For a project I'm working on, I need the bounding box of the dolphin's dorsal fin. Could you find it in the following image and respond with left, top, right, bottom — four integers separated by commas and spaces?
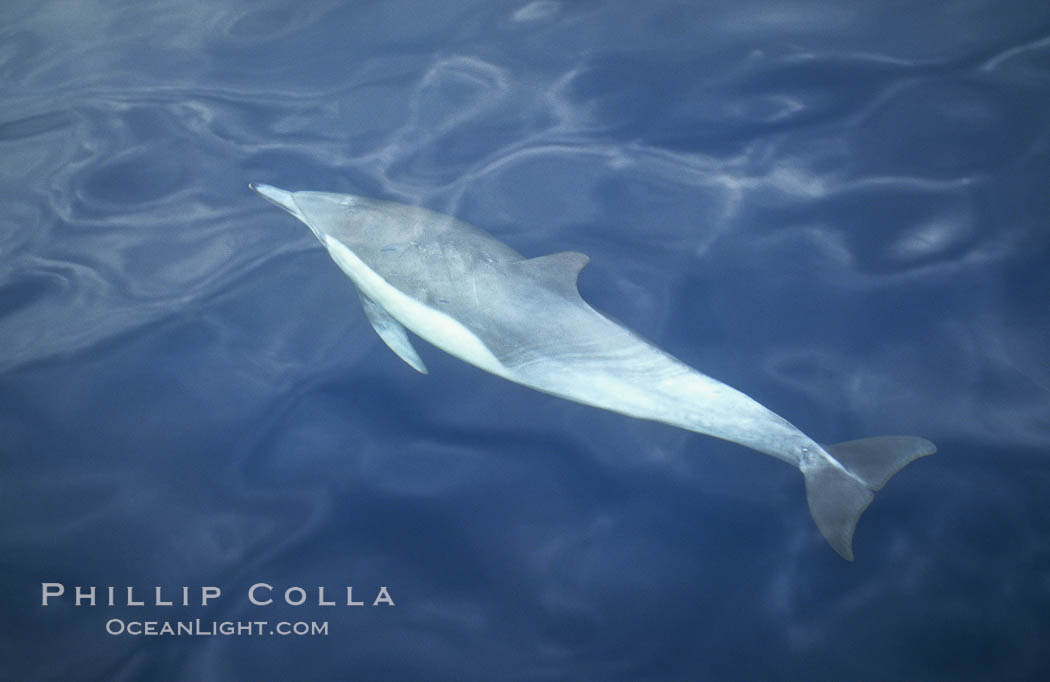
510, 251, 590, 299
358, 292, 428, 374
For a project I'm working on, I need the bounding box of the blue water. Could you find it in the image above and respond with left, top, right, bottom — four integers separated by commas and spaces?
3, 0, 1049, 679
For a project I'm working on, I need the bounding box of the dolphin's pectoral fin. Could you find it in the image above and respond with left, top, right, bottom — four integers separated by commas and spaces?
510, 251, 590, 299
357, 292, 428, 374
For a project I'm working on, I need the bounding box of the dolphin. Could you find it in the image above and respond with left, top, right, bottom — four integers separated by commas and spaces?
250, 182, 935, 560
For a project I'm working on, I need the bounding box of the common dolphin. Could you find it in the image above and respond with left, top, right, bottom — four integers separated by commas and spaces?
250, 183, 935, 560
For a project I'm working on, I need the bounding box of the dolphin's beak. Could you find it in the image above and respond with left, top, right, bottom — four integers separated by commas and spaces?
249, 183, 307, 222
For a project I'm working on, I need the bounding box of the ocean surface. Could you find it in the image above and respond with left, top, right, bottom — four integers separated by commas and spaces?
2, 0, 1049, 680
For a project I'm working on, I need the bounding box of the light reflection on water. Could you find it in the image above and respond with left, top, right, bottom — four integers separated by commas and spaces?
2, 0, 1049, 679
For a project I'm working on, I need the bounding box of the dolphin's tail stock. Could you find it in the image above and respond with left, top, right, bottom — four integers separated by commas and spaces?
802, 436, 936, 560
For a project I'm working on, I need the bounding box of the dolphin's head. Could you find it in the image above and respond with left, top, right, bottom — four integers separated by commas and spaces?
250, 183, 317, 239
250, 183, 365, 244
251, 183, 429, 247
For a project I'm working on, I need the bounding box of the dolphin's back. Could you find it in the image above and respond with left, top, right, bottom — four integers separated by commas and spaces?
299, 193, 524, 267
318, 199, 604, 361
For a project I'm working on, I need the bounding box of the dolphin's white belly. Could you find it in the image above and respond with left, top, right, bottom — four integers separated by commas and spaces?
324, 237, 509, 377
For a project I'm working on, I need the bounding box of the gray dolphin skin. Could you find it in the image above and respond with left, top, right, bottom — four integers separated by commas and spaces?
250, 182, 935, 560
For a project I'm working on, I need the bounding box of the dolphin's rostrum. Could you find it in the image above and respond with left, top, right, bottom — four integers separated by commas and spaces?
250, 183, 935, 560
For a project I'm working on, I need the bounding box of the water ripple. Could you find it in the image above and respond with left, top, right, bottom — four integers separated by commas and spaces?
3, 1, 1050, 679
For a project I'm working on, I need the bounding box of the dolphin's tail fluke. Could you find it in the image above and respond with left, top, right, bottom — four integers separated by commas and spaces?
802, 436, 936, 560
